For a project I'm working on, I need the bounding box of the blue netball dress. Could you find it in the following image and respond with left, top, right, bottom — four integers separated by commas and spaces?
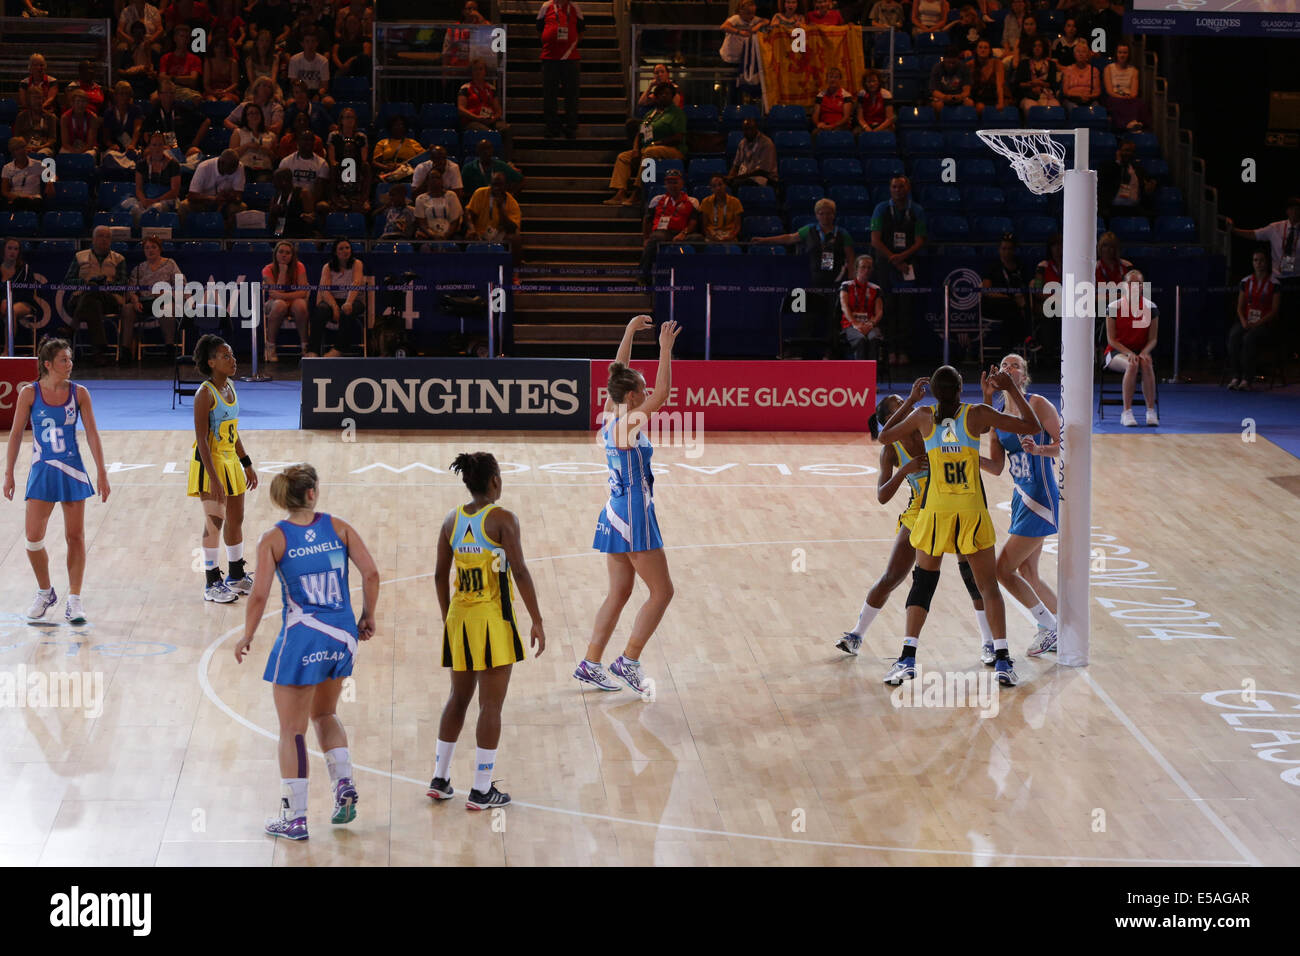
263, 514, 358, 686
26, 380, 94, 503
593, 415, 663, 553
995, 419, 1060, 539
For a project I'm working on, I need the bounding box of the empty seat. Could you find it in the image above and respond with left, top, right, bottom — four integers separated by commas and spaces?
813, 130, 856, 159
939, 105, 978, 129
1025, 106, 1067, 129
420, 128, 460, 151
969, 215, 1014, 241
1109, 216, 1152, 242
945, 131, 985, 157
928, 215, 970, 241
857, 130, 898, 158
687, 157, 727, 186
903, 130, 944, 156
897, 105, 937, 129
962, 185, 1005, 213
324, 212, 367, 237
779, 157, 821, 185
741, 215, 784, 239
766, 104, 808, 130
41, 211, 85, 236
699, 243, 742, 255
774, 130, 813, 156
377, 101, 418, 127
978, 106, 1020, 129
182, 211, 226, 238
722, 104, 761, 129
958, 158, 997, 184
685, 105, 719, 130
1015, 215, 1058, 243
865, 157, 905, 181
820, 157, 864, 184
909, 158, 948, 183
461, 129, 503, 157
418, 103, 459, 129
2, 211, 39, 236
838, 215, 873, 241
1128, 132, 1161, 157
51, 181, 90, 210
737, 185, 777, 214
1154, 216, 1196, 242
1153, 186, 1184, 217
783, 184, 825, 215
98, 181, 136, 209
916, 184, 961, 211
55, 153, 96, 181
1069, 104, 1109, 130
828, 184, 872, 212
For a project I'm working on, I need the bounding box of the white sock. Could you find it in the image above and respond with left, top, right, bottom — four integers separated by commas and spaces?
1030, 603, 1057, 629
68, 593, 81, 602
324, 747, 352, 783
226, 541, 244, 563
39, 586, 53, 595
852, 601, 880, 637
203, 547, 220, 570
281, 777, 308, 818
433, 739, 456, 781
975, 609, 993, 646
993, 638, 1008, 653
473, 747, 496, 793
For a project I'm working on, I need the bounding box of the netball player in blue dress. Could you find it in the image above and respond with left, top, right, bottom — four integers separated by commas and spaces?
3, 337, 110, 624
576, 314, 679, 694
980, 354, 1061, 658
233, 463, 380, 840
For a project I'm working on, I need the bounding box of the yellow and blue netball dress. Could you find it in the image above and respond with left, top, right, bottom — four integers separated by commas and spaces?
263, 514, 357, 686
26, 381, 94, 503
593, 415, 663, 553
442, 504, 525, 672
995, 418, 1060, 538
186, 380, 248, 497
892, 440, 928, 533
910, 404, 996, 556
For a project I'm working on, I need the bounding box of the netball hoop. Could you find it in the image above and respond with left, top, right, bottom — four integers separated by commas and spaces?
978, 127, 1095, 667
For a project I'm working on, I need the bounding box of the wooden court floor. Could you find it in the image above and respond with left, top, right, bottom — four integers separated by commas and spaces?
0, 428, 1297, 867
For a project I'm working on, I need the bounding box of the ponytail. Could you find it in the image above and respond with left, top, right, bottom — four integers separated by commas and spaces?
606, 362, 643, 404
930, 365, 963, 422
36, 336, 71, 380
270, 462, 318, 510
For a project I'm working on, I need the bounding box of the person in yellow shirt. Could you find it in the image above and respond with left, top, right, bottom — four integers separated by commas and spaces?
465, 171, 522, 254
697, 175, 744, 243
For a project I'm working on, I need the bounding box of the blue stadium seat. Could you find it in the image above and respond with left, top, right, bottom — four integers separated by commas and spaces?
741, 215, 784, 239
893, 55, 921, 77
0, 99, 16, 124
773, 130, 812, 156
1109, 216, 1152, 242
659, 243, 695, 255
178, 240, 223, 251
242, 182, 275, 209
928, 215, 970, 241
778, 157, 820, 185
377, 101, 418, 128
903, 130, 944, 156
725, 130, 744, 161
827, 184, 871, 213
1004, 191, 1051, 215
913, 31, 947, 52
866, 157, 905, 181
55, 153, 96, 182
958, 158, 997, 184
1025, 106, 1066, 129
418, 103, 459, 130
324, 212, 367, 237
738, 185, 777, 214
789, 214, 816, 231
857, 130, 897, 158
1089, 131, 1118, 162
1142, 158, 1170, 181
909, 158, 948, 183
686, 183, 709, 202
41, 211, 84, 236
1128, 132, 1161, 158
200, 100, 237, 122
977, 106, 1020, 130
92, 211, 133, 230
51, 181, 89, 211
722, 104, 761, 130
945, 131, 985, 157
892, 78, 922, 103
783, 184, 824, 215
2, 211, 39, 236
230, 241, 275, 254
332, 76, 370, 100
1069, 104, 1109, 130
687, 157, 727, 186
765, 104, 808, 130
962, 185, 1005, 213
748, 243, 787, 255
838, 215, 873, 241
1153, 186, 1184, 217
461, 129, 503, 157
182, 212, 226, 238
98, 181, 135, 209
685, 105, 719, 130
419, 128, 460, 151
200, 127, 231, 155
1154, 216, 1196, 242
969, 215, 1014, 241
916, 184, 961, 211
820, 157, 864, 185
813, 130, 856, 159
875, 30, 910, 59
940, 105, 978, 130
699, 243, 742, 255
897, 105, 937, 129
140, 210, 180, 232
1015, 215, 1059, 243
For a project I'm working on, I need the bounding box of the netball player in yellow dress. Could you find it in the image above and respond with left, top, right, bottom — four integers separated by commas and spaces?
876, 365, 1041, 687
429, 452, 546, 810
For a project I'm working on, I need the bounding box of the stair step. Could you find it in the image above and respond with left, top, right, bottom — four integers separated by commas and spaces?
513, 291, 652, 309
521, 202, 640, 219
512, 324, 647, 343
520, 264, 645, 280
527, 175, 614, 190
510, 123, 628, 138
511, 97, 627, 114
503, 23, 619, 40
526, 231, 642, 247
514, 147, 622, 164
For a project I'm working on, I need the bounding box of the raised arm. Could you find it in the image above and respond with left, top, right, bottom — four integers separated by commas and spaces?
877, 403, 930, 447
968, 368, 1041, 435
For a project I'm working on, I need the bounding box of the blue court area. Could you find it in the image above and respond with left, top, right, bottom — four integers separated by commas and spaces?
83, 378, 1300, 460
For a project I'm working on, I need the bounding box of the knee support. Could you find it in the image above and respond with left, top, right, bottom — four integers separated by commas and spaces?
958, 560, 983, 602
906, 566, 941, 611
25, 539, 44, 552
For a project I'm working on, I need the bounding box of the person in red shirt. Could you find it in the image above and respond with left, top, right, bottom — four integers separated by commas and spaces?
640, 169, 698, 284
806, 0, 845, 27
537, 0, 584, 139
839, 255, 884, 359
458, 57, 513, 157
1103, 269, 1159, 426
1227, 249, 1282, 390
160, 24, 204, 100
856, 68, 895, 132
813, 67, 854, 133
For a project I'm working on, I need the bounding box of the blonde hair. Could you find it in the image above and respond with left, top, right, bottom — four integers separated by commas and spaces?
270, 463, 318, 510
814, 197, 836, 216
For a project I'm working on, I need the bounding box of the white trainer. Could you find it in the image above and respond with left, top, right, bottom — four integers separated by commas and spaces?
1146, 408, 1159, 427
205, 581, 239, 603
26, 587, 57, 621
1120, 408, 1137, 427
65, 595, 87, 625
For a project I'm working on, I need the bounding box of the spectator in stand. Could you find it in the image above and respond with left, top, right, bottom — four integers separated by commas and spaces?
462, 138, 523, 197
2, 137, 53, 211
813, 67, 855, 134
332, 12, 372, 79
326, 106, 370, 214
754, 198, 856, 356
1094, 230, 1133, 288
279, 128, 331, 219
627, 63, 683, 140
334, 0, 375, 38
930, 46, 973, 116
120, 131, 181, 224
311, 238, 365, 357
267, 166, 312, 237
412, 145, 464, 201
807, 0, 845, 26
1098, 139, 1155, 220
282, 80, 333, 143
261, 239, 310, 361
120, 21, 161, 100
465, 171, 523, 255
1102, 268, 1159, 427
1227, 197, 1300, 340
870, 175, 926, 366
638, 168, 697, 283
144, 78, 210, 162
13, 87, 57, 159
203, 25, 242, 102
376, 182, 416, 239
415, 168, 463, 240
124, 235, 181, 359
372, 114, 423, 183
459, 58, 513, 158
118, 0, 165, 53
60, 225, 132, 366
1050, 16, 1079, 67
211, 0, 247, 53
101, 82, 145, 160
231, 102, 276, 181
1017, 14, 1042, 67
912, 0, 952, 33
164, 0, 213, 33
59, 91, 100, 158
160, 24, 204, 102
227, 77, 285, 137
1014, 36, 1059, 113
727, 115, 777, 189
839, 255, 884, 360
0, 239, 36, 351
720, 0, 767, 103
698, 174, 743, 243
856, 68, 895, 133
868, 0, 906, 30
968, 39, 1006, 115
604, 82, 686, 206
999, 0, 1027, 65
1226, 248, 1282, 391
442, 0, 489, 72
63, 60, 105, 116
983, 233, 1030, 351
288, 27, 334, 107
249, 0, 295, 54
245, 29, 282, 90
1059, 40, 1101, 109
538, 0, 584, 140
948, 5, 986, 57
1079, 0, 1122, 60
18, 54, 58, 112
769, 0, 806, 31
1102, 43, 1153, 133
8, 0, 49, 19
286, 1, 332, 57
181, 148, 246, 228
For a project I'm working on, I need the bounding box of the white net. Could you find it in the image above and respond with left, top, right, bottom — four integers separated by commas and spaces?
975, 129, 1067, 195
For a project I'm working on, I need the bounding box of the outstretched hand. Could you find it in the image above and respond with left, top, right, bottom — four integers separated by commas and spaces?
659, 319, 681, 350
628, 314, 653, 333
907, 376, 929, 404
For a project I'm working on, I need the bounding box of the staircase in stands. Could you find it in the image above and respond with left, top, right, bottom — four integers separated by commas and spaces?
500, 0, 654, 357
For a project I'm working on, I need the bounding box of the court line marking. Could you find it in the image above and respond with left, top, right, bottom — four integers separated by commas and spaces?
197, 537, 1251, 866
